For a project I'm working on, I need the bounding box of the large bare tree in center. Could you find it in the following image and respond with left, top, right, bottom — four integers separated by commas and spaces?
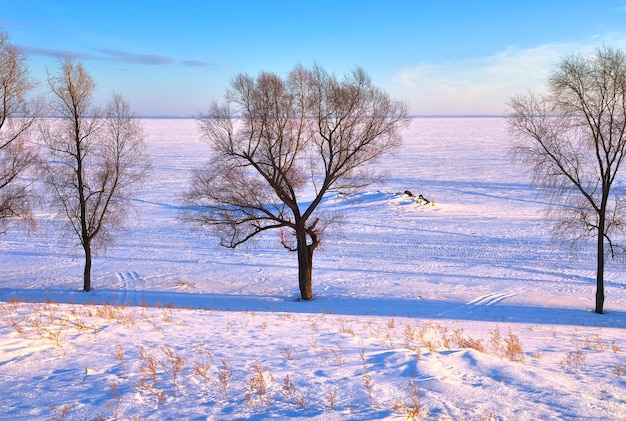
185, 65, 409, 300
0, 29, 40, 233
509, 46, 626, 314
41, 58, 149, 291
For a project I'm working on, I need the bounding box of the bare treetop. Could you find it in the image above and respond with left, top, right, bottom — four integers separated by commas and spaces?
509, 46, 626, 314
187, 64, 409, 300
0, 28, 40, 233
42, 57, 150, 291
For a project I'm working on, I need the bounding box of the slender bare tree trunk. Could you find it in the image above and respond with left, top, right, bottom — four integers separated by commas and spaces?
76, 113, 91, 291
296, 227, 314, 300
596, 194, 607, 314
596, 230, 605, 314
83, 240, 92, 292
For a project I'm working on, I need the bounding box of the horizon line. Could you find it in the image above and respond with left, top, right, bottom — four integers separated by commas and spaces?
132, 113, 509, 119
33, 113, 508, 120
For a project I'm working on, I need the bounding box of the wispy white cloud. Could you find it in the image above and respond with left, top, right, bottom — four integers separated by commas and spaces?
97, 48, 174, 65
393, 38, 626, 115
21, 44, 215, 68
21, 45, 98, 61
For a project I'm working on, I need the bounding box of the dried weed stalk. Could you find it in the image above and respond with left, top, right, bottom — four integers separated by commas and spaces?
392, 379, 427, 420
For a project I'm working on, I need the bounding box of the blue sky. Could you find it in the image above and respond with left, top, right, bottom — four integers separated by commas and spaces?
3, 1, 626, 116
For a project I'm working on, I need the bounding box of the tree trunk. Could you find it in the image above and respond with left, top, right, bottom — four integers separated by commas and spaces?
595, 213, 605, 314
83, 241, 92, 292
296, 228, 314, 300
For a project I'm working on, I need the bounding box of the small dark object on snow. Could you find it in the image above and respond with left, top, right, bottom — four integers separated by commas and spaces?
404, 190, 414, 197
418, 194, 429, 203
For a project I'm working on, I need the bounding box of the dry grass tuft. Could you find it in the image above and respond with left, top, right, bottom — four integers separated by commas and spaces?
392, 378, 428, 420
491, 327, 525, 362
50, 403, 76, 421
560, 345, 587, 371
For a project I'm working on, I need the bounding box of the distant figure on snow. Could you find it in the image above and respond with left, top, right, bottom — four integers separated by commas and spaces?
404, 190, 432, 205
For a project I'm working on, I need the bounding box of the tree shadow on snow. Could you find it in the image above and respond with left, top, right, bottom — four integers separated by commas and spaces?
0, 287, 624, 329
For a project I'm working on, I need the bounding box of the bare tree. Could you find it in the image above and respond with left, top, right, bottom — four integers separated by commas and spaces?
508, 46, 626, 314
0, 29, 40, 233
41, 57, 149, 291
184, 65, 409, 300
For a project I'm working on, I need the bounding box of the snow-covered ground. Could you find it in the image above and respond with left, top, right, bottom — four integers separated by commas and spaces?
0, 117, 625, 420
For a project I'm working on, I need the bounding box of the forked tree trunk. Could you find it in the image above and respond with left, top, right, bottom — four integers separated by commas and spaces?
296, 228, 314, 300
83, 241, 92, 292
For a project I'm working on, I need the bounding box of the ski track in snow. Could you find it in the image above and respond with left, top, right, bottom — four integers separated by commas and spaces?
114, 271, 144, 306
467, 292, 519, 306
